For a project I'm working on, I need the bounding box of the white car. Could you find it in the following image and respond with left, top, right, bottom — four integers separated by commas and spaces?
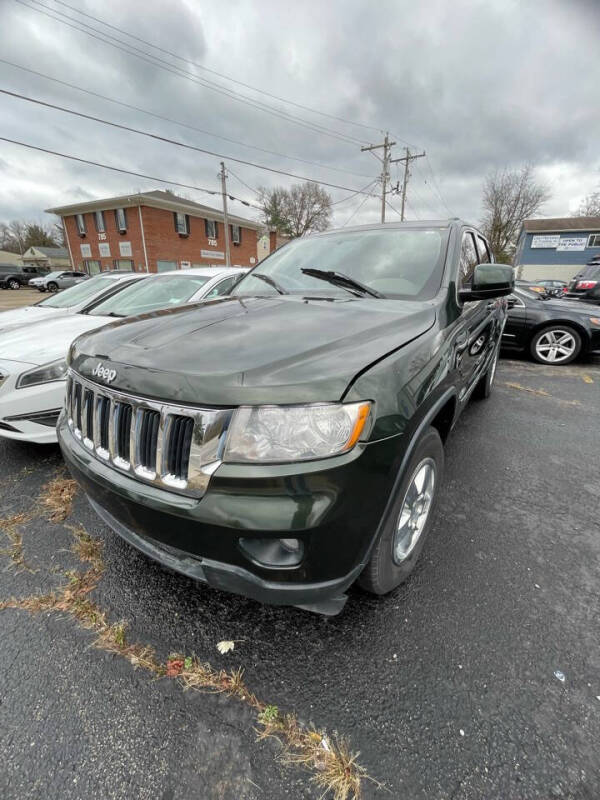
0, 267, 246, 444
0, 272, 146, 334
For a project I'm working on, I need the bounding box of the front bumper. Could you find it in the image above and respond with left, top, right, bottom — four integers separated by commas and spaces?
58, 412, 402, 611
0, 360, 65, 443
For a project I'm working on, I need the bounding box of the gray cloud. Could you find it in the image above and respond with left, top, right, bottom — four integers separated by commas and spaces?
0, 0, 597, 230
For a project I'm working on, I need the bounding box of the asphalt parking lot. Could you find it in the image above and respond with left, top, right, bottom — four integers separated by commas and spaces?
1, 355, 599, 800
0, 288, 42, 311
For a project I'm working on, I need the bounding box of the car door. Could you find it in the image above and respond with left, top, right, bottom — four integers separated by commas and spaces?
502, 292, 528, 348
455, 230, 496, 396
56, 271, 73, 288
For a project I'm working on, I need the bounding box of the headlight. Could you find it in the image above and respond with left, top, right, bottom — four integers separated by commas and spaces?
223, 401, 372, 463
16, 359, 68, 389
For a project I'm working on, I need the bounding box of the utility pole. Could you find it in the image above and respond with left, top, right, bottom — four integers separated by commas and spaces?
397, 147, 426, 221
361, 132, 397, 223
219, 161, 231, 267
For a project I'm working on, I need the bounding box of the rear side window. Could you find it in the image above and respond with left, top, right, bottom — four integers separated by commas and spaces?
459, 232, 479, 287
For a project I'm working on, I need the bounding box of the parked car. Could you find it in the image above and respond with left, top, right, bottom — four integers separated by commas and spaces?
0, 267, 247, 444
29, 270, 89, 292
502, 287, 600, 364
0, 264, 50, 289
533, 279, 568, 298
58, 220, 513, 614
564, 261, 600, 304
0, 272, 145, 334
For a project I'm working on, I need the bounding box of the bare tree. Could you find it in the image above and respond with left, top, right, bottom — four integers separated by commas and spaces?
0, 219, 59, 254
481, 166, 550, 263
574, 191, 600, 217
258, 182, 332, 237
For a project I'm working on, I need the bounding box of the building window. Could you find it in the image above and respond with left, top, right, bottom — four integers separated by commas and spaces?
174, 212, 190, 236
587, 234, 600, 248
231, 224, 241, 245
94, 211, 105, 233
115, 208, 127, 233
75, 214, 86, 236
205, 219, 218, 239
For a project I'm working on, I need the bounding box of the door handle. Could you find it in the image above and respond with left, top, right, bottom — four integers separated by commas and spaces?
456, 331, 468, 351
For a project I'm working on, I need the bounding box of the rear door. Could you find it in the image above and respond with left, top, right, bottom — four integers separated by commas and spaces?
455, 230, 496, 396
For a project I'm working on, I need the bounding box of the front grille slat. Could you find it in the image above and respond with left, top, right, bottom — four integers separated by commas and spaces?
65, 370, 231, 497
114, 402, 132, 463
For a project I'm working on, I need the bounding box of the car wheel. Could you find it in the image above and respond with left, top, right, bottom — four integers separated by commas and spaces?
47, 281, 59, 292
472, 342, 500, 400
38, 287, 46, 292
8, 279, 20, 290
358, 426, 444, 595
530, 325, 581, 365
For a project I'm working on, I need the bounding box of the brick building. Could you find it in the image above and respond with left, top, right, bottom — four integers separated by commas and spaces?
46, 190, 262, 274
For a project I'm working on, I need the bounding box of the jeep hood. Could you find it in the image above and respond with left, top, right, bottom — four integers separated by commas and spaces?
71, 295, 436, 405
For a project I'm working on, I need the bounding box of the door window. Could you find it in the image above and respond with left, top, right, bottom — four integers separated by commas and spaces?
476, 236, 491, 263
459, 232, 479, 288
204, 275, 240, 298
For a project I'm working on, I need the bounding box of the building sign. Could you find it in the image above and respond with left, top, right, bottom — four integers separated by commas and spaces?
80, 244, 92, 257
531, 235, 560, 249
180, 260, 191, 269
99, 243, 111, 258
207, 238, 218, 247
200, 249, 224, 260
119, 241, 132, 257
556, 237, 587, 251
98, 233, 107, 241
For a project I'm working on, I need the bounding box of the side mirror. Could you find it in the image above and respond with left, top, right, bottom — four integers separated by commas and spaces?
459, 264, 514, 303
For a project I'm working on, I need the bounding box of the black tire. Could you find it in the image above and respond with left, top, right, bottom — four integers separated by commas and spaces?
358, 426, 444, 595
8, 279, 20, 290
37, 287, 46, 292
530, 325, 581, 365
47, 281, 59, 292
472, 343, 500, 400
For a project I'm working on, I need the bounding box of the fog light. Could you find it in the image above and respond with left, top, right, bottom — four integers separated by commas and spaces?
239, 537, 304, 567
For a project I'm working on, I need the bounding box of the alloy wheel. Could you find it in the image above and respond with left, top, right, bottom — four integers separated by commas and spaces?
535, 329, 577, 363
393, 458, 436, 564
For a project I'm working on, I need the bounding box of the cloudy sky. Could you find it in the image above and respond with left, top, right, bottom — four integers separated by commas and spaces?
0, 0, 598, 231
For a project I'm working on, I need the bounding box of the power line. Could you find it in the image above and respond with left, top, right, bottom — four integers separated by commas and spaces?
341, 193, 373, 227
14, 0, 366, 147
51, 0, 384, 137
330, 180, 378, 205
0, 135, 263, 208
423, 156, 454, 216
0, 89, 377, 196
0, 59, 372, 179
226, 167, 261, 196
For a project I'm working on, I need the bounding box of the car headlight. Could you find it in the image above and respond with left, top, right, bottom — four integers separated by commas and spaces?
223, 401, 372, 463
16, 359, 68, 389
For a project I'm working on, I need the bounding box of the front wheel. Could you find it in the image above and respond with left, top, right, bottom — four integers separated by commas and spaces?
530, 325, 581, 365
8, 279, 20, 290
358, 426, 444, 595
47, 281, 59, 292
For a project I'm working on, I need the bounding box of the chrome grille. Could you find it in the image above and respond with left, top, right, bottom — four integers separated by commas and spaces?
66, 370, 232, 497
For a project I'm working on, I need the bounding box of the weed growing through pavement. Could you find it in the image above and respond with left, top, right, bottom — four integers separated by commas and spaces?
0, 470, 375, 800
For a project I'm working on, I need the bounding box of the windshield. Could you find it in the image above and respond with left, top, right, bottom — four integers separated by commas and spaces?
232, 227, 447, 300
87, 274, 210, 317
37, 274, 122, 308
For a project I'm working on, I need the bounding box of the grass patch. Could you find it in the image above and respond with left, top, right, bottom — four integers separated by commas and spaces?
40, 473, 78, 522
0, 512, 36, 572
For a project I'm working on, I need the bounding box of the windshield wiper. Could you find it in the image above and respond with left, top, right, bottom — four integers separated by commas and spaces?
252, 272, 288, 295
300, 268, 384, 298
